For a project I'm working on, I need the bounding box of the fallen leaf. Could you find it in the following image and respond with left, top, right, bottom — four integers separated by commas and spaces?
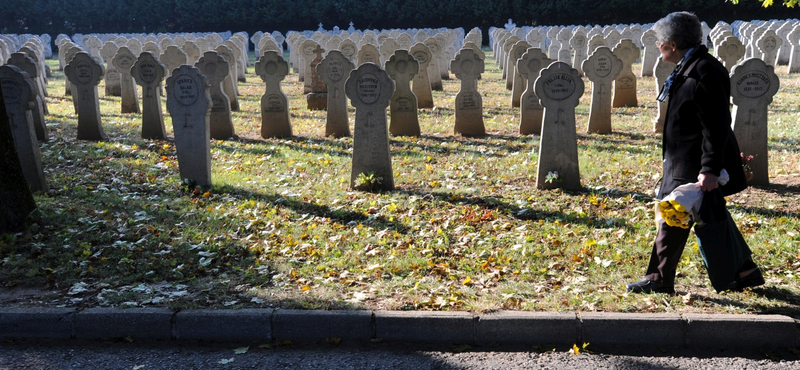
218, 358, 234, 364
233, 346, 249, 354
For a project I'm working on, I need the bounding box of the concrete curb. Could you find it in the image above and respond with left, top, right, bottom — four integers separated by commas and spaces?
1, 308, 797, 349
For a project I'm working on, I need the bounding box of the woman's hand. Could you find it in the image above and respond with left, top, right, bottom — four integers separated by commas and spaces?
698, 173, 719, 192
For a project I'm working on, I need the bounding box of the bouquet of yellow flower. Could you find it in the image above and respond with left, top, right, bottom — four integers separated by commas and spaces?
658, 170, 729, 229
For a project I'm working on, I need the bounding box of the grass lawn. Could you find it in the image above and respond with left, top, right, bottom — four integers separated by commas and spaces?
1, 47, 799, 316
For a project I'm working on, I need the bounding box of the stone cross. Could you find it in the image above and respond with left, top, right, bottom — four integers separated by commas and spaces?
605, 29, 622, 50
547, 28, 560, 59
640, 29, 659, 77
788, 25, 800, 74
716, 36, 745, 72
396, 33, 413, 50
450, 48, 486, 137
195, 51, 235, 140
730, 58, 780, 186
652, 57, 676, 133
214, 44, 241, 111
131, 51, 167, 139
64, 51, 107, 141
526, 29, 545, 50
379, 38, 400, 66
516, 48, 552, 135
112, 46, 140, 113
345, 63, 395, 191
756, 30, 782, 67
410, 43, 434, 109
611, 39, 639, 107
0, 65, 47, 192
582, 46, 622, 134
166, 65, 213, 187
534, 61, 585, 190
7, 52, 48, 141
254, 51, 292, 138
569, 30, 588, 76
100, 42, 120, 96
385, 49, 421, 136
557, 28, 573, 64
317, 50, 355, 137
508, 41, 531, 107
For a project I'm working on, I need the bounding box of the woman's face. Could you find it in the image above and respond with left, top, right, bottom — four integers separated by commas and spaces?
657, 39, 682, 64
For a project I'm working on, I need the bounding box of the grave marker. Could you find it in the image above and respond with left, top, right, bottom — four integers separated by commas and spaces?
534, 62, 584, 190
195, 51, 235, 139
611, 39, 639, 107
131, 51, 167, 139
307, 44, 328, 110
7, 52, 48, 141
385, 50, 421, 136
450, 48, 485, 137
582, 46, 622, 134
64, 51, 107, 141
166, 65, 213, 187
640, 29, 659, 76
345, 63, 395, 191
0, 86, 37, 232
0, 65, 47, 192
716, 35, 746, 72
254, 51, 292, 138
317, 50, 355, 137
112, 46, 140, 113
652, 56, 676, 133
410, 43, 434, 108
730, 58, 780, 185
516, 48, 551, 135
756, 30, 782, 66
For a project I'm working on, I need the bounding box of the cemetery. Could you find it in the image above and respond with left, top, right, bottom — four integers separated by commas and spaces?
1, 18, 800, 317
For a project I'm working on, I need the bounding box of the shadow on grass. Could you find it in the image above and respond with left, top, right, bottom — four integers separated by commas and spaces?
694, 286, 800, 318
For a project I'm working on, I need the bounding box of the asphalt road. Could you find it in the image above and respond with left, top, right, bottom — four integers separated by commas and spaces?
1, 339, 799, 370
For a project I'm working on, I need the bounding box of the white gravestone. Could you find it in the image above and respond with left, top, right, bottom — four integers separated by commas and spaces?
300, 39, 320, 94
652, 56, 676, 133
611, 39, 639, 108
131, 51, 167, 139
569, 30, 588, 76
582, 46, 622, 134
410, 43, 435, 109
195, 51, 235, 140
756, 30, 782, 67
0, 65, 47, 192
345, 63, 396, 191
450, 48, 486, 137
214, 44, 241, 111
534, 62, 584, 190
716, 35, 746, 72
423, 38, 444, 91
557, 28, 573, 64
516, 48, 551, 135
159, 45, 188, 81
254, 51, 292, 138
112, 46, 140, 114
788, 25, 800, 74
64, 51, 107, 141
317, 50, 355, 137
730, 58, 780, 186
386, 49, 421, 137
640, 29, 659, 77
166, 65, 213, 187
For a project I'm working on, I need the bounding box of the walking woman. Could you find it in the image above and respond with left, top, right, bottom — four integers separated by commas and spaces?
626, 12, 764, 294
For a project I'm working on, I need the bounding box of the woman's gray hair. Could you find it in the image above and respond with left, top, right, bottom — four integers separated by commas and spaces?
652, 11, 703, 50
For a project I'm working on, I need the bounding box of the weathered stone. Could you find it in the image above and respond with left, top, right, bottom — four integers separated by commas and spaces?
214, 44, 240, 111
716, 35, 746, 72
160, 45, 188, 81
166, 65, 213, 187
570, 30, 588, 76
0, 88, 37, 232
534, 62, 584, 190
640, 29, 659, 76
450, 48, 485, 137
731, 58, 780, 186
306, 44, 328, 111
386, 49, 420, 137
300, 39, 319, 94
516, 48, 552, 135
582, 46, 623, 134
7, 52, 48, 141
788, 25, 800, 74
508, 41, 531, 107
423, 38, 444, 91
131, 52, 167, 139
756, 30, 782, 67
317, 50, 355, 137
345, 63, 395, 191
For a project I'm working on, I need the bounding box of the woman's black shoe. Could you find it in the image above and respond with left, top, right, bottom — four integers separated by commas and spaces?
626, 279, 675, 294
734, 268, 765, 292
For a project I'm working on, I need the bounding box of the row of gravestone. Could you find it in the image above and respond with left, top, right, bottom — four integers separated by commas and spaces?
711, 20, 800, 73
